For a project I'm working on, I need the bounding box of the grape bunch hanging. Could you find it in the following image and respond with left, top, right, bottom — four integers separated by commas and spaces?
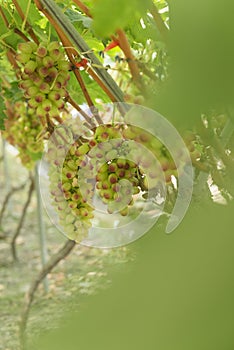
47, 122, 200, 242
16, 41, 70, 124
3, 101, 44, 168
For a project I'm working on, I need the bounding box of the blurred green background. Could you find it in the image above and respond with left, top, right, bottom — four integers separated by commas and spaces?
36, 200, 234, 349
35, 1, 234, 348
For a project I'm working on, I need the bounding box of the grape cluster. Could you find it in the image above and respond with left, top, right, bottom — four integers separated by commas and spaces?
81, 125, 144, 215
48, 138, 94, 243
16, 41, 70, 124
122, 125, 178, 187
48, 121, 202, 242
3, 101, 44, 168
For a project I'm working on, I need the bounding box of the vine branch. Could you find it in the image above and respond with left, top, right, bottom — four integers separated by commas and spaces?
11, 176, 34, 261
19, 239, 76, 348
35, 0, 124, 102
11, 0, 39, 44
115, 29, 142, 88
0, 181, 27, 228
72, 0, 142, 89
150, 2, 169, 43
73, 0, 92, 17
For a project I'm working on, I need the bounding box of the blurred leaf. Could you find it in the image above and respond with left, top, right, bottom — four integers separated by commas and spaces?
92, 0, 151, 36
65, 8, 93, 29
152, 0, 234, 128
35, 200, 234, 350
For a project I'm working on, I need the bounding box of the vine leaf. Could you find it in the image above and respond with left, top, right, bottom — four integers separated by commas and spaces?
92, 0, 151, 37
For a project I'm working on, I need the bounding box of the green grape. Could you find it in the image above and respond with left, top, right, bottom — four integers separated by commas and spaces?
16, 41, 71, 122
48, 140, 94, 243
3, 101, 44, 168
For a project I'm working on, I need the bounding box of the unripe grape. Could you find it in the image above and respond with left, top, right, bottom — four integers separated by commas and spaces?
98, 163, 108, 173
48, 90, 61, 101
89, 139, 97, 148
18, 42, 35, 54
57, 60, 71, 71
24, 60, 37, 74
19, 79, 34, 90
39, 82, 50, 94
117, 158, 126, 168
36, 46, 47, 57
47, 41, 60, 52
108, 173, 118, 184
96, 182, 103, 190
76, 143, 90, 156
105, 150, 118, 161
108, 162, 118, 173
62, 182, 72, 192
27, 86, 39, 97
42, 99, 52, 112
38, 66, 49, 77
35, 93, 45, 103
112, 183, 121, 193
66, 159, 77, 171
49, 49, 62, 61
102, 189, 113, 200
16, 52, 31, 64
72, 193, 81, 202
116, 169, 125, 178
42, 56, 54, 68
53, 99, 65, 109
102, 180, 110, 190
96, 172, 108, 182
69, 201, 77, 209
32, 75, 43, 87
47, 67, 58, 80
3, 101, 43, 169
120, 207, 129, 216
36, 105, 46, 118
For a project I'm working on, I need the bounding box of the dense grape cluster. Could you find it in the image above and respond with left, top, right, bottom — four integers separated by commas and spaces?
122, 125, 179, 186
79, 126, 141, 215
16, 41, 70, 124
47, 120, 202, 242
48, 140, 94, 242
3, 101, 44, 168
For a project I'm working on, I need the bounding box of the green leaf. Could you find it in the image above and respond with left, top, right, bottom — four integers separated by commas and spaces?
65, 8, 93, 29
92, 0, 151, 37
16, 0, 42, 24
68, 70, 110, 106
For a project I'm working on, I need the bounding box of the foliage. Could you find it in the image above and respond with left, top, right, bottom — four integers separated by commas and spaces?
0, 0, 232, 206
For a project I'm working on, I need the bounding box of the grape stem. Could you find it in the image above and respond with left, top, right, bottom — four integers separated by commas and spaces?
66, 95, 97, 127
6, 50, 21, 78
115, 29, 143, 90
11, 0, 39, 44
0, 6, 8, 27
